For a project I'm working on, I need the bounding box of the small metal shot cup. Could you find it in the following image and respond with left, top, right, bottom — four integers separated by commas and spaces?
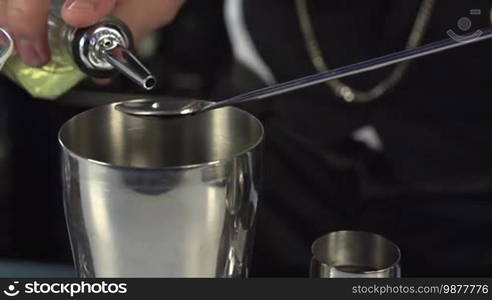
310, 231, 401, 278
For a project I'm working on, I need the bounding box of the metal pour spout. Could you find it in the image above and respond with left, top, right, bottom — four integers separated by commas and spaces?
100, 44, 156, 90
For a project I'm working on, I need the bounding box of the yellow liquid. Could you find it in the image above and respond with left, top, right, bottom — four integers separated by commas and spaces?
2, 14, 85, 100
3, 54, 85, 100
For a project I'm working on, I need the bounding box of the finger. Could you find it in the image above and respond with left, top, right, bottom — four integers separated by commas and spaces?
7, 0, 51, 66
62, 0, 117, 28
113, 0, 184, 43
0, 0, 8, 27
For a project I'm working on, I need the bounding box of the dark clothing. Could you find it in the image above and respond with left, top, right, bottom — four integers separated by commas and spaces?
230, 0, 492, 276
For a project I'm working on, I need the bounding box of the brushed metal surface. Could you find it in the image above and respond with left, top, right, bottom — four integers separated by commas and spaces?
59, 99, 263, 277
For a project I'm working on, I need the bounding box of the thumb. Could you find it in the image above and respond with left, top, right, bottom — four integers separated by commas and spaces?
61, 0, 117, 28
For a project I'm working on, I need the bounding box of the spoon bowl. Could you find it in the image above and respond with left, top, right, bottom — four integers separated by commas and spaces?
115, 99, 213, 117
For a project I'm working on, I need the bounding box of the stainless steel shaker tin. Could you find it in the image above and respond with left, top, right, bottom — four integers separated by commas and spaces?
59, 98, 264, 278
0, 28, 13, 71
310, 231, 401, 278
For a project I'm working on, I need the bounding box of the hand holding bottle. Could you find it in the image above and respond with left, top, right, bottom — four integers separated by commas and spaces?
0, 0, 185, 67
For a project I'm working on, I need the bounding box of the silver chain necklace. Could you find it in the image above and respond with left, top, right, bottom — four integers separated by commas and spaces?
294, 0, 435, 103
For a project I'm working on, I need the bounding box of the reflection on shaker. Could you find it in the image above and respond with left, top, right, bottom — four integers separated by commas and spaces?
226, 156, 251, 216
122, 170, 182, 195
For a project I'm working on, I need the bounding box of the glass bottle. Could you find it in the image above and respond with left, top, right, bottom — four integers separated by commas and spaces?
1, 0, 155, 100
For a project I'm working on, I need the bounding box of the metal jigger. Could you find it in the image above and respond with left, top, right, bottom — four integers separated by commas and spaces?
72, 18, 156, 90
310, 231, 401, 278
